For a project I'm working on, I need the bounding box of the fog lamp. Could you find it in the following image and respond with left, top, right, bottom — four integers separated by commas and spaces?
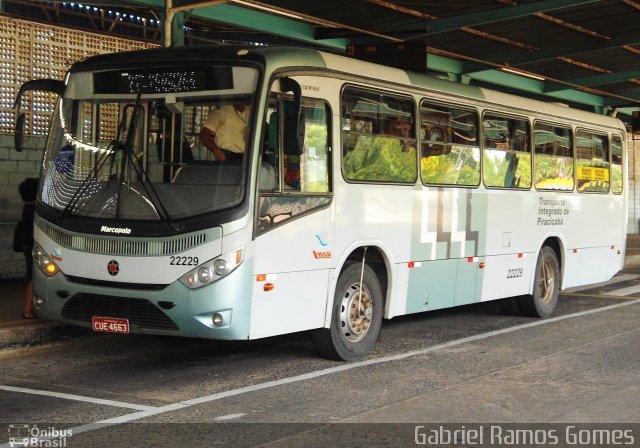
212, 313, 224, 327
34, 295, 46, 309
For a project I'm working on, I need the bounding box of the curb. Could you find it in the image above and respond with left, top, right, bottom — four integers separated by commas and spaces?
0, 321, 87, 351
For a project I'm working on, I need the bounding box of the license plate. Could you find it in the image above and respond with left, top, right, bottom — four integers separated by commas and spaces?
92, 316, 130, 334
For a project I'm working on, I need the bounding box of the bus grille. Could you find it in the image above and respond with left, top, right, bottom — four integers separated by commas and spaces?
61, 294, 179, 331
41, 223, 206, 256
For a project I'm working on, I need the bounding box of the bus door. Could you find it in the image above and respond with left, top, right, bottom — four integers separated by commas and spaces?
252, 78, 334, 338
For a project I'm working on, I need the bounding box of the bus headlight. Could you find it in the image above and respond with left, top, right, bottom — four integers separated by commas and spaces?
32, 244, 60, 277
213, 259, 228, 276
180, 249, 242, 289
198, 267, 211, 283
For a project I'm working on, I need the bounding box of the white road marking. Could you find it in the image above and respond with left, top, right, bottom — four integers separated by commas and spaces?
0, 298, 638, 448
0, 385, 156, 411
563, 273, 640, 293
215, 413, 246, 421
604, 284, 640, 297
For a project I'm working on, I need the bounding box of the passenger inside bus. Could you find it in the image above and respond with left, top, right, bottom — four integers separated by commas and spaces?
199, 103, 250, 162
421, 112, 451, 157
384, 116, 412, 152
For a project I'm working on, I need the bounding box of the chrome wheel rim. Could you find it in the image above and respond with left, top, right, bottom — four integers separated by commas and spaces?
538, 258, 555, 304
339, 282, 373, 342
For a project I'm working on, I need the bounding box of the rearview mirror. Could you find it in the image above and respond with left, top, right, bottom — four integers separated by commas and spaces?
13, 78, 65, 153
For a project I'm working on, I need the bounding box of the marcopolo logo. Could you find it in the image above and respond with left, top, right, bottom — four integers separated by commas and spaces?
100, 225, 132, 235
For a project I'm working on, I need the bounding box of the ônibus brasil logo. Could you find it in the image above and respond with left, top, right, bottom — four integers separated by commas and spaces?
107, 260, 120, 276
100, 225, 131, 235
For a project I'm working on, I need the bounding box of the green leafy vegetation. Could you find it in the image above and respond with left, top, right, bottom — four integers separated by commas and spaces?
343, 135, 416, 182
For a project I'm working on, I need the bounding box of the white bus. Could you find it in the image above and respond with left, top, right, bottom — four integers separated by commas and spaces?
17, 46, 627, 360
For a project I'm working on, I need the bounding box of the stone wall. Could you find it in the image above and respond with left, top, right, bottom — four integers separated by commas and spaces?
0, 135, 45, 278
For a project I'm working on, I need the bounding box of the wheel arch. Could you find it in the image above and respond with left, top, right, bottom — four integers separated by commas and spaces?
535, 235, 566, 291
323, 242, 394, 328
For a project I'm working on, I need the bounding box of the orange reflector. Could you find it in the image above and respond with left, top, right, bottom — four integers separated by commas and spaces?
256, 274, 266, 282
264, 283, 275, 292
235, 250, 242, 264
479, 262, 486, 269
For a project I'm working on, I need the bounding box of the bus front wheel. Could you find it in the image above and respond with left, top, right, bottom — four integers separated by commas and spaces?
521, 246, 560, 318
312, 262, 383, 361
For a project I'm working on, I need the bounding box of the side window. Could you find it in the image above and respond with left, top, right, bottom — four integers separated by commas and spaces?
420, 101, 479, 186
257, 93, 332, 233
483, 114, 531, 189
576, 130, 609, 193
341, 87, 417, 183
611, 134, 623, 194
534, 122, 574, 191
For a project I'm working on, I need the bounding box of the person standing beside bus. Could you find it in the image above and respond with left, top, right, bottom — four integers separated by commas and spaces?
199, 104, 250, 161
19, 178, 38, 319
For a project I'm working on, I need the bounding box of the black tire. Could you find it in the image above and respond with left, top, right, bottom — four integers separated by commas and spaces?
312, 262, 383, 361
520, 246, 560, 318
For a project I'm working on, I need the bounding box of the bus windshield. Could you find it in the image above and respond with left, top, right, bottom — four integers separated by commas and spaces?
40, 65, 259, 224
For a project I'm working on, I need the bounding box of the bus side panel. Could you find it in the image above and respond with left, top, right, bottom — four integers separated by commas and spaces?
455, 257, 481, 306
562, 246, 621, 289
250, 210, 333, 339
478, 253, 535, 302
480, 190, 625, 298
405, 259, 457, 313
250, 270, 331, 339
403, 258, 483, 313
404, 187, 487, 313
333, 182, 414, 316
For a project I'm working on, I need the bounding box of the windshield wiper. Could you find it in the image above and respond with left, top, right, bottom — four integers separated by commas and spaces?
113, 93, 179, 231
60, 139, 116, 222
61, 94, 141, 222
62, 93, 180, 232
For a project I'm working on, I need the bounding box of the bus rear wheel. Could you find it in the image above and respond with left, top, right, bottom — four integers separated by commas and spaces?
312, 262, 383, 361
520, 246, 560, 318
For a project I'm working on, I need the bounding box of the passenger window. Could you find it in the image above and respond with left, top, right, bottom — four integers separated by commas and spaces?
534, 123, 574, 191
420, 101, 479, 186
341, 87, 417, 183
257, 92, 332, 233
611, 134, 623, 194
483, 114, 531, 189
576, 130, 609, 193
